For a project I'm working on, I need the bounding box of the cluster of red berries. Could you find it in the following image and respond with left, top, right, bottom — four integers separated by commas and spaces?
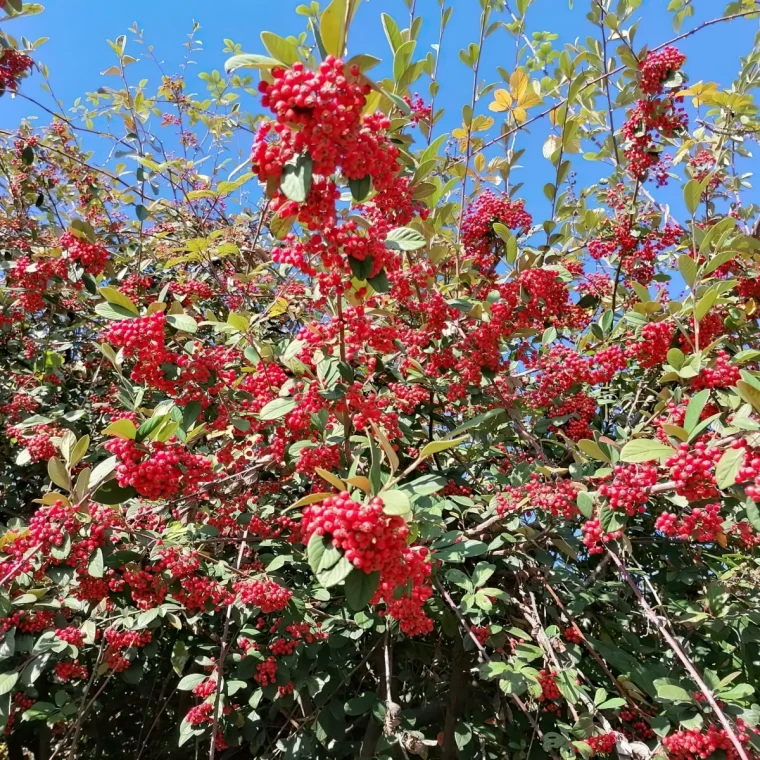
665, 441, 722, 501
599, 464, 658, 515
563, 625, 583, 644
735, 441, 760, 501
537, 669, 562, 705
587, 733, 617, 756
60, 231, 109, 274
582, 517, 622, 555
470, 626, 490, 646
8, 255, 66, 313
628, 321, 673, 369
56, 626, 85, 648
103, 628, 152, 672
103, 312, 166, 359
0, 48, 32, 92
403, 93, 433, 125
655, 503, 723, 543
692, 351, 740, 390
663, 720, 753, 760
622, 47, 688, 178
301, 492, 407, 573
105, 437, 213, 500
461, 190, 533, 272
54, 661, 88, 682
233, 578, 292, 613
254, 657, 278, 686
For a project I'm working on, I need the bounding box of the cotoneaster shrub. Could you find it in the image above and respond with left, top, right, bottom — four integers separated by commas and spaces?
1, 0, 760, 759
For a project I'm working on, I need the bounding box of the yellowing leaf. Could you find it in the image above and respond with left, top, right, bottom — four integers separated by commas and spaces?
419, 435, 469, 459
315, 467, 346, 492
510, 70, 529, 99
489, 89, 513, 112
518, 91, 543, 109
269, 297, 289, 317
512, 107, 528, 124
290, 492, 332, 509
103, 419, 137, 440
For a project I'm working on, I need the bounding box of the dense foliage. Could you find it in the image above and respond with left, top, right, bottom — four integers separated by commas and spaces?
2, 0, 760, 758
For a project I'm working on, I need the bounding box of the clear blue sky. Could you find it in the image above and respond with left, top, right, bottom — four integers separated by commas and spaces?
3, 0, 759, 223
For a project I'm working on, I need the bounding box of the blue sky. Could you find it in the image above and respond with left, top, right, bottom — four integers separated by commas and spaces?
3, 1, 759, 223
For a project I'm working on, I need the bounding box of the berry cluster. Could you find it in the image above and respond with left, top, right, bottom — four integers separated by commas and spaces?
461, 190, 533, 272
60, 231, 109, 274
662, 720, 753, 760
599, 464, 658, 515
655, 503, 723, 543
665, 441, 722, 501
623, 47, 688, 178
628, 321, 673, 369
105, 437, 213, 500
233, 578, 292, 613
0, 49, 32, 92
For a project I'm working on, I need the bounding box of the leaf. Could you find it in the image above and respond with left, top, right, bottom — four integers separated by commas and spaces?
419, 436, 468, 459
737, 381, 760, 413
135, 204, 148, 222
620, 439, 676, 463
136, 415, 167, 443
684, 389, 710, 434
290, 492, 332, 509
656, 683, 692, 703
448, 408, 505, 438
489, 88, 513, 112
345, 54, 381, 73
678, 255, 698, 288
348, 255, 374, 281
178, 673, 207, 691
280, 152, 313, 203
90, 456, 117, 487
578, 439, 611, 462
47, 457, 70, 491
746, 500, 760, 532
307, 533, 333, 576
259, 397, 296, 421
69, 435, 89, 468
371, 422, 399, 475
315, 467, 346, 491
320, 0, 348, 58
348, 175, 371, 202
683, 179, 702, 216
385, 226, 426, 251
94, 302, 137, 321
0, 672, 18, 696
88, 549, 104, 579
695, 289, 718, 322
317, 555, 354, 588
344, 570, 380, 611
368, 270, 390, 293
381, 490, 411, 516
166, 314, 198, 333
103, 419, 137, 440
98, 287, 138, 315
224, 53, 281, 73
577, 491, 594, 519
92, 481, 137, 505
436, 539, 488, 563
260, 31, 300, 65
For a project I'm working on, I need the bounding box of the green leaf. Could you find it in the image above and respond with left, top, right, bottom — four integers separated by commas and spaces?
0, 671, 19, 696
177, 673, 207, 691
381, 490, 411, 516
320, 0, 348, 58
656, 682, 692, 703
307, 532, 334, 576
47, 457, 69, 491
135, 204, 148, 222
88, 548, 104, 579
95, 302, 137, 320
98, 287, 138, 315
260, 31, 300, 65
683, 179, 702, 216
348, 175, 371, 202
224, 53, 281, 73
578, 439, 611, 463
317, 555, 354, 588
716, 446, 745, 490
348, 254, 374, 281
737, 381, 760, 413
436, 539, 488, 563
449, 408, 505, 438
577, 491, 594, 519
344, 570, 380, 611
678, 254, 698, 288
166, 314, 198, 333
684, 389, 710, 434
345, 54, 381, 73
620, 439, 676, 463
368, 269, 390, 293
280, 152, 313, 203
103, 419, 137, 440
695, 288, 718, 322
385, 226, 426, 251
92, 481, 137, 505
259, 397, 296, 421
745, 500, 760, 532
419, 435, 468, 459
136, 414, 168, 443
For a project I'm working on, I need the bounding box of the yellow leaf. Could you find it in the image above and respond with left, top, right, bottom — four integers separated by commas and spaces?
103, 419, 137, 440
451, 127, 468, 139
489, 89, 512, 112
320, 0, 347, 58
509, 70, 529, 99
518, 91, 543, 109
290, 492, 332, 509
471, 115, 494, 132
345, 476, 372, 493
474, 153, 486, 172
315, 467, 345, 492
268, 297, 289, 318
512, 107, 528, 124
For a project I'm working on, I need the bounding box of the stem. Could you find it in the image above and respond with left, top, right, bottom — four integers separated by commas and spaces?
607, 549, 751, 760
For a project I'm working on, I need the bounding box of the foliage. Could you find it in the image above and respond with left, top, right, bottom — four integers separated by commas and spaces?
1, 1, 760, 759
